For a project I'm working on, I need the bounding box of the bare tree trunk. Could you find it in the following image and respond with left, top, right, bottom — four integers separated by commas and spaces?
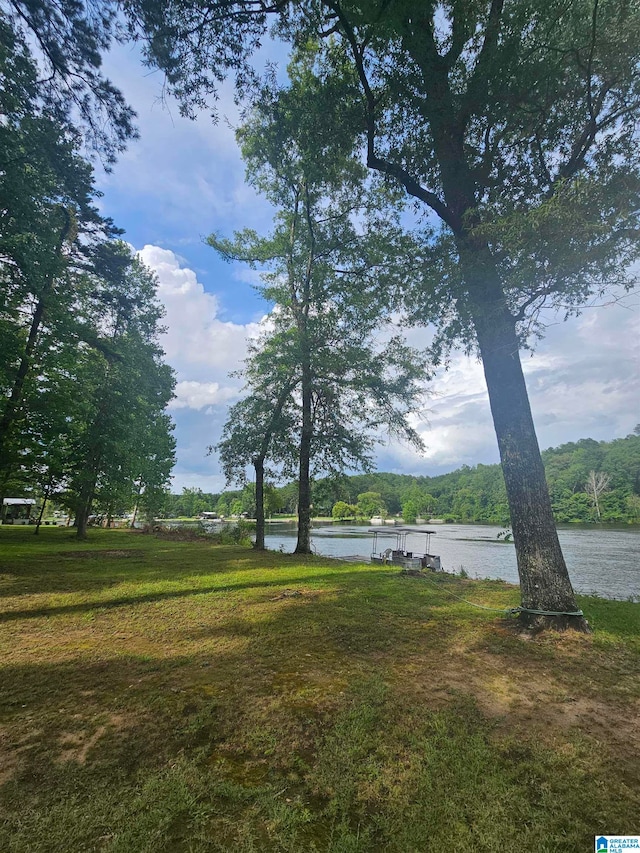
295, 373, 313, 554
34, 483, 51, 535
459, 247, 589, 631
253, 456, 266, 550
0, 297, 46, 489
76, 503, 90, 540
585, 470, 610, 521
75, 468, 98, 541
75, 489, 92, 540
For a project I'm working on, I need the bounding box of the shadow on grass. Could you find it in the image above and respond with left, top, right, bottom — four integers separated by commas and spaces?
0, 573, 479, 717
0, 528, 356, 598
0, 566, 415, 623
2, 642, 638, 853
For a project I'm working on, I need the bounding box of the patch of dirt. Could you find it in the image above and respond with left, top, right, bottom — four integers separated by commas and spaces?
57, 713, 128, 764
269, 589, 324, 602
59, 726, 107, 764
545, 695, 640, 751
391, 627, 640, 772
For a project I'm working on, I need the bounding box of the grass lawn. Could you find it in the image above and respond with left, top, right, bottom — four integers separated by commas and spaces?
0, 526, 638, 852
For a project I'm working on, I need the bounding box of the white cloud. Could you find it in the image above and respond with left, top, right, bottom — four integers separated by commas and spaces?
378, 300, 640, 478
232, 266, 266, 288
522, 303, 640, 446
170, 381, 240, 410
98, 44, 276, 238
138, 244, 262, 384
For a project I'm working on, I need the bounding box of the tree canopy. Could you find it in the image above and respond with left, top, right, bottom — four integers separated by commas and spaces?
1, 0, 136, 162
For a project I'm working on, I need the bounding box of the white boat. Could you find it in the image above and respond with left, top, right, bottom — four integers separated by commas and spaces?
1, 497, 37, 525
369, 527, 441, 571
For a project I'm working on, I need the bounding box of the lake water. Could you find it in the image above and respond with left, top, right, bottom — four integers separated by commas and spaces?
264, 522, 640, 600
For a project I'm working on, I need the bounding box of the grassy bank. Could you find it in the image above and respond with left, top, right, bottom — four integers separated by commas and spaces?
0, 527, 638, 852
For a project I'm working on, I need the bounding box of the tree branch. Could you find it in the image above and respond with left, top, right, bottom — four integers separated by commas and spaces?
460, 0, 505, 122
327, 1, 458, 230
585, 0, 599, 128
444, 0, 471, 68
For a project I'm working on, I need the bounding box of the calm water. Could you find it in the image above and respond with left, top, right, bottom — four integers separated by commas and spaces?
264, 522, 640, 600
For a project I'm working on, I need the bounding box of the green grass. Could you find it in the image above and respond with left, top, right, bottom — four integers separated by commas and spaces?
0, 526, 638, 852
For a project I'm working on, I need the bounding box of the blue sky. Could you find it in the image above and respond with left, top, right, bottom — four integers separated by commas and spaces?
96, 43, 640, 494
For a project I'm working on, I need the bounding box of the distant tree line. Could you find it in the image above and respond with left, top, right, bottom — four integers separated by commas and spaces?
167, 430, 640, 526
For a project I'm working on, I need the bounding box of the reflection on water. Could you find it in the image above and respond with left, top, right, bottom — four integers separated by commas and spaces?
264, 522, 640, 600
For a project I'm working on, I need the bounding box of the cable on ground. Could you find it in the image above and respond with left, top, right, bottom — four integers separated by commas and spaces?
410, 572, 583, 618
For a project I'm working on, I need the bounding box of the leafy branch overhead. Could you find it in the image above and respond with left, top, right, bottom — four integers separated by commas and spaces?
2, 0, 137, 163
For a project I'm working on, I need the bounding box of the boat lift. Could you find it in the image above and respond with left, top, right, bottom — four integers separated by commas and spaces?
369, 527, 441, 571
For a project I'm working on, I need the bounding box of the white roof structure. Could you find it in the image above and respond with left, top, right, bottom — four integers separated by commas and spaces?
3, 498, 37, 505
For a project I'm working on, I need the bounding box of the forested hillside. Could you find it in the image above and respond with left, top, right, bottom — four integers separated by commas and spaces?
168, 430, 640, 525
316, 432, 640, 524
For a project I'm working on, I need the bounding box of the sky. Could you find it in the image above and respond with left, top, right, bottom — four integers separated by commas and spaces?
96, 43, 640, 494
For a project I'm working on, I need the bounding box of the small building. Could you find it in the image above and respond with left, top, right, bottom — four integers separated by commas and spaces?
1, 498, 37, 525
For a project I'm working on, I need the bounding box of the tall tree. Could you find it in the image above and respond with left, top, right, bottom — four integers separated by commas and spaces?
0, 9, 173, 524
65, 244, 176, 538
0, 14, 129, 498
127, 0, 640, 629
0, 175, 118, 503
212, 77, 427, 553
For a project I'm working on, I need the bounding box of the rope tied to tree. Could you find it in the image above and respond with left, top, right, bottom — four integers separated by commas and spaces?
407, 572, 584, 617
511, 606, 584, 618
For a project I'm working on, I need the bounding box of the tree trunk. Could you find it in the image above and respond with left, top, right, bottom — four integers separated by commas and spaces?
34, 484, 50, 535
0, 297, 46, 486
75, 502, 90, 540
459, 247, 589, 631
131, 478, 145, 528
253, 456, 266, 550
295, 375, 313, 554
75, 474, 97, 540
